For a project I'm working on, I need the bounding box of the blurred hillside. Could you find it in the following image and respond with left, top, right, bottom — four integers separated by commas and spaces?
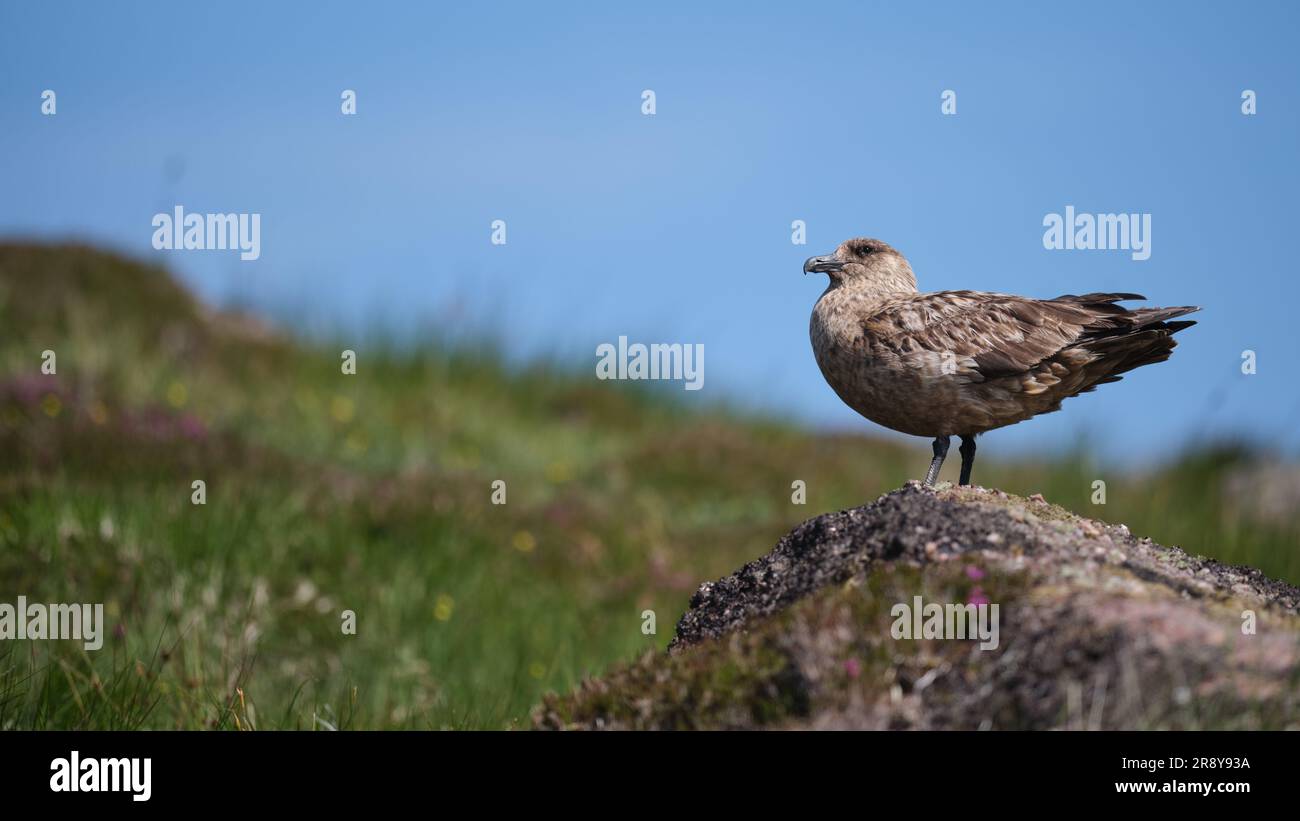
1, 243, 1297, 729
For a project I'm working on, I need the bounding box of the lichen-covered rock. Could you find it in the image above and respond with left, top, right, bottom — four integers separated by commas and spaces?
535, 482, 1300, 730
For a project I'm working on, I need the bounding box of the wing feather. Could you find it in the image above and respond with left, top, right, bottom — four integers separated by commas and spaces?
862, 291, 1198, 382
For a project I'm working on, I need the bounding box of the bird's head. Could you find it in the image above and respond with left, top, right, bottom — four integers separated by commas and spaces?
803, 237, 917, 293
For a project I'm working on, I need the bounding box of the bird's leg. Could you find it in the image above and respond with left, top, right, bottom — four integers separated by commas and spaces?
924, 436, 950, 486
958, 435, 977, 486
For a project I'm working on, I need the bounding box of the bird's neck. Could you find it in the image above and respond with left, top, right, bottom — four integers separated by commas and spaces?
819, 279, 915, 320
830, 273, 918, 302
833, 259, 919, 297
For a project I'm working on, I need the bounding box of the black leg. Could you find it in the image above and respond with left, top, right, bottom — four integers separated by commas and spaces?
924, 436, 950, 486
958, 435, 977, 486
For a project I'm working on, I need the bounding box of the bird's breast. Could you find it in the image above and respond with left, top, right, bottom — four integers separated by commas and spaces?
810, 297, 966, 437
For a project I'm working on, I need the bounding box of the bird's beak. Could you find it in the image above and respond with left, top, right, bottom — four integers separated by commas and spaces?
803, 254, 844, 275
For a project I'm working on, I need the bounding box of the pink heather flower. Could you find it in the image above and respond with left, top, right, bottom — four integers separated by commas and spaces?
965, 565, 986, 581
967, 586, 990, 607
1, 374, 61, 408
123, 407, 208, 441
844, 658, 861, 679
178, 413, 208, 440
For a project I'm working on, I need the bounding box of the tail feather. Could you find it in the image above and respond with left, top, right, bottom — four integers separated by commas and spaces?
1053, 292, 1147, 304
1118, 305, 1201, 330
1053, 297, 1199, 391
1073, 316, 1195, 381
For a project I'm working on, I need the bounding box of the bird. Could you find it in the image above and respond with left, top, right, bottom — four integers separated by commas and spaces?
804, 237, 1199, 487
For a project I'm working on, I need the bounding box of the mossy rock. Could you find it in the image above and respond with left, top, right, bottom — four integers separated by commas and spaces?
536, 483, 1300, 730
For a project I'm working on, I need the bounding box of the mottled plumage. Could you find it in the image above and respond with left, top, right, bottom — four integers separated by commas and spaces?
805, 237, 1198, 485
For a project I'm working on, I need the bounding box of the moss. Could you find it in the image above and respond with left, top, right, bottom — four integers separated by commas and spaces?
538, 561, 1036, 729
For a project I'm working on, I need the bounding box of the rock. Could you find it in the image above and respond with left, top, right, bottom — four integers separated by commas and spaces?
534, 483, 1300, 730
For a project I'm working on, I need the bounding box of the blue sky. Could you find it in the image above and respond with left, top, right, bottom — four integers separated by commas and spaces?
3, 1, 1297, 460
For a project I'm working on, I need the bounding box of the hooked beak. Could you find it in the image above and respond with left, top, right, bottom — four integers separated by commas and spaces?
803, 254, 844, 275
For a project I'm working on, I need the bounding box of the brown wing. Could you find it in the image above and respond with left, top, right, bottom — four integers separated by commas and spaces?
863, 290, 1199, 383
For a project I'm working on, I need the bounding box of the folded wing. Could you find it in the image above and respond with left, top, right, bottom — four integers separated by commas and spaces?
863, 290, 1199, 397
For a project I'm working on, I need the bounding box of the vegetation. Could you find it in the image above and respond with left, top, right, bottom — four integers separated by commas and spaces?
1, 243, 1295, 729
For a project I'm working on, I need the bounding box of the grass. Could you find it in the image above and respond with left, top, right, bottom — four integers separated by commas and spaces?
0, 242, 1297, 729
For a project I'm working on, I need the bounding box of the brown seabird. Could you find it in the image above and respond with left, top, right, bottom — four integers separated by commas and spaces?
805, 237, 1199, 486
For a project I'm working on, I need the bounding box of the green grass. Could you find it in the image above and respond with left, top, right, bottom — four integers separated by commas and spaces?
1, 243, 1296, 729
